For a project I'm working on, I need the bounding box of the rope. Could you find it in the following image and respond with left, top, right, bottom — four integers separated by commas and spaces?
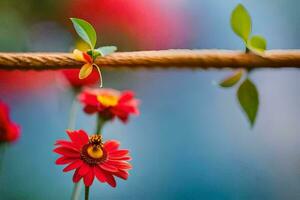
0, 50, 299, 70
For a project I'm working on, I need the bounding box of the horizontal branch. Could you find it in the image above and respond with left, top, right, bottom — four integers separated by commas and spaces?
0, 50, 299, 70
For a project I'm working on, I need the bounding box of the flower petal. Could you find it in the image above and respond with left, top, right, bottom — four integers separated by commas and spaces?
94, 166, 106, 183
63, 160, 83, 172
83, 169, 95, 186
106, 160, 132, 170
83, 52, 93, 63
79, 64, 93, 79
73, 168, 82, 183
118, 91, 134, 103
99, 162, 118, 172
104, 140, 120, 152
78, 163, 91, 176
66, 130, 88, 148
109, 150, 129, 157
76, 130, 89, 146
55, 140, 80, 151
110, 156, 131, 161
56, 156, 77, 165
53, 147, 80, 158
114, 170, 129, 180
103, 172, 116, 188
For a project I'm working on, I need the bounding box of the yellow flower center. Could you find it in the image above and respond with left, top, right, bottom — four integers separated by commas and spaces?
87, 145, 103, 159
97, 94, 119, 107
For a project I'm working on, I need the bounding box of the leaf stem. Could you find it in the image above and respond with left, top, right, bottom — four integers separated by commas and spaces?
94, 65, 103, 88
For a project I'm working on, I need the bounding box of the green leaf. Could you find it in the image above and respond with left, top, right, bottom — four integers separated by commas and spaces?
247, 35, 267, 53
70, 18, 97, 49
219, 69, 243, 88
237, 78, 259, 127
231, 4, 252, 42
95, 46, 117, 56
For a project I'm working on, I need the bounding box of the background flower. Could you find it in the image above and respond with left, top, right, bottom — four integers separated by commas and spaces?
0, 101, 20, 143
79, 88, 139, 123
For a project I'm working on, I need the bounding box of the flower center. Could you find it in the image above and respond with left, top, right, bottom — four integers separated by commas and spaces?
97, 94, 119, 107
80, 135, 106, 165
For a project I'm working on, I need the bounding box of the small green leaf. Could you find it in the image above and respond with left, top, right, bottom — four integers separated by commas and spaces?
247, 35, 267, 53
70, 18, 97, 49
95, 46, 117, 56
237, 78, 259, 127
231, 4, 252, 42
219, 69, 244, 88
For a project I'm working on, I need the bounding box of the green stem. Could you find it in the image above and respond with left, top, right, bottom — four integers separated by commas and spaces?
96, 114, 105, 135
68, 95, 82, 200
68, 98, 79, 130
0, 143, 7, 173
70, 181, 82, 200
85, 186, 90, 200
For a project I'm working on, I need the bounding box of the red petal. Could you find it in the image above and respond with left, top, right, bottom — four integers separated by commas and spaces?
78, 163, 91, 176
77, 130, 89, 145
103, 172, 116, 188
104, 140, 120, 152
83, 52, 93, 63
53, 147, 80, 158
110, 156, 131, 161
63, 160, 83, 172
99, 162, 118, 172
106, 160, 132, 170
114, 170, 129, 180
109, 150, 129, 157
118, 91, 134, 103
73, 168, 82, 183
94, 166, 106, 183
55, 157, 77, 165
83, 106, 98, 114
83, 170, 95, 186
55, 140, 80, 151
55, 139, 68, 145
67, 130, 88, 147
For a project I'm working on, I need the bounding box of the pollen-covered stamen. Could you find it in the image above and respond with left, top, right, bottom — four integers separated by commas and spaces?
89, 135, 103, 146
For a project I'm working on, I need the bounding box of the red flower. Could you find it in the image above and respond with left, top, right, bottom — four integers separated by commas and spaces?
54, 130, 132, 187
62, 69, 99, 88
0, 101, 20, 143
78, 88, 139, 123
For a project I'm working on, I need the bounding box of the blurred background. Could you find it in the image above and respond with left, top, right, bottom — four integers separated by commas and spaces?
0, 0, 299, 199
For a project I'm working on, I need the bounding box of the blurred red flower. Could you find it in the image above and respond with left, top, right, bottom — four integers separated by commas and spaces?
69, 0, 189, 49
62, 69, 99, 89
54, 130, 131, 187
0, 101, 20, 143
78, 88, 139, 123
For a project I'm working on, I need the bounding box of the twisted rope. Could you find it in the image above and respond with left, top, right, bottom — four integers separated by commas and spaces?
0, 50, 299, 70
